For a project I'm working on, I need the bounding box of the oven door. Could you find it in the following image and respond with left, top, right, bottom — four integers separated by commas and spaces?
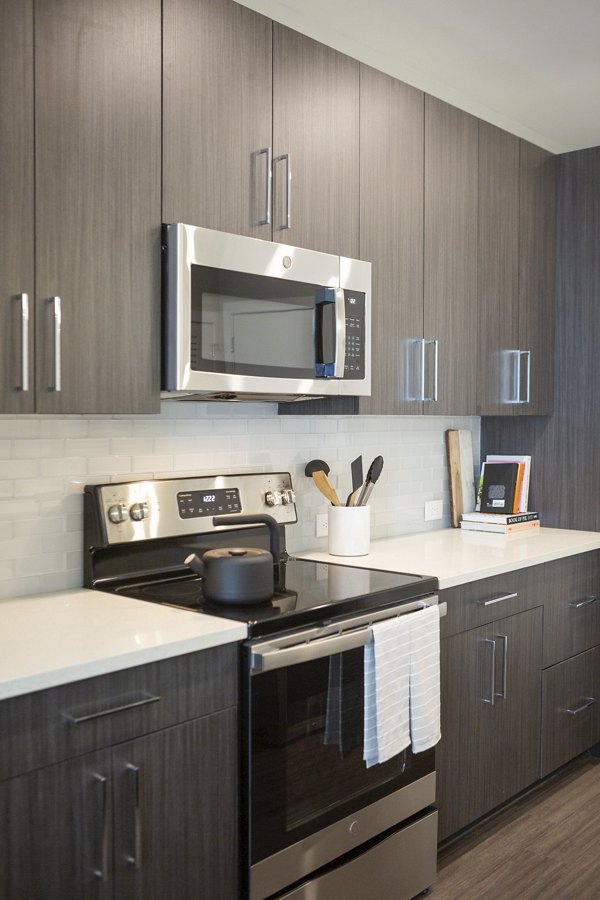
244, 598, 441, 900
163, 223, 370, 398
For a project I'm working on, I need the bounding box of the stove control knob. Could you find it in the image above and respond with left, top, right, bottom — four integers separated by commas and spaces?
265, 490, 283, 507
281, 489, 296, 505
107, 503, 128, 524
130, 502, 149, 521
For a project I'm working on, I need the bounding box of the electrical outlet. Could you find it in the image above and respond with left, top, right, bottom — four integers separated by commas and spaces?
316, 513, 329, 537
424, 499, 443, 521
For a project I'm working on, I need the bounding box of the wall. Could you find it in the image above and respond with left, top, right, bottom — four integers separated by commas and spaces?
0, 406, 479, 599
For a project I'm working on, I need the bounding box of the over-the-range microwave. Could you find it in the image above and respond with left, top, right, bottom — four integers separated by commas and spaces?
162, 224, 371, 402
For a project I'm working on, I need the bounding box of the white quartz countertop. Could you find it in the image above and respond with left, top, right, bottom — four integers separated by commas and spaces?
296, 527, 600, 590
0, 589, 247, 701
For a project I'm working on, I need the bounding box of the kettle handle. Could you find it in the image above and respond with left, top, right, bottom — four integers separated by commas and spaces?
212, 514, 280, 562
184, 553, 204, 576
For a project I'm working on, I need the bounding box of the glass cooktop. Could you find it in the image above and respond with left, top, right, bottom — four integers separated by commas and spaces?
111, 557, 438, 637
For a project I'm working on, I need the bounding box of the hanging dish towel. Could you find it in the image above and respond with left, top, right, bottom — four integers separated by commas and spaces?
363, 616, 411, 768
409, 604, 441, 753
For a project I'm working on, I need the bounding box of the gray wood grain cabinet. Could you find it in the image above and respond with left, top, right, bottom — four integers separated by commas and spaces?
0, 646, 239, 900
0, 0, 34, 414
272, 25, 359, 258
163, 0, 359, 259
437, 606, 542, 842
1, 0, 161, 415
163, 0, 273, 239
423, 96, 478, 416
358, 66, 424, 415
477, 123, 556, 416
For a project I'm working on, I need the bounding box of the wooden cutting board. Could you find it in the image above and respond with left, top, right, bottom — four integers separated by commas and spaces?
446, 429, 476, 527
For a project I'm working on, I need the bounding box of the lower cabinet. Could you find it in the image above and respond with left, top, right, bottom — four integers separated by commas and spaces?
437, 607, 542, 841
0, 648, 239, 900
541, 646, 600, 778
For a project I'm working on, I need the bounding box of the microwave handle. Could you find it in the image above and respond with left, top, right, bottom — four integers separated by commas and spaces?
333, 288, 346, 377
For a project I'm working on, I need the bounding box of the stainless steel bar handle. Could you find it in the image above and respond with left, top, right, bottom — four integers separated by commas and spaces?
256, 147, 272, 226
565, 697, 596, 716
92, 773, 109, 882
483, 638, 496, 704
49, 296, 62, 391
250, 598, 446, 673
275, 152, 291, 229
65, 692, 160, 724
421, 339, 438, 401
432, 339, 439, 402
125, 763, 142, 869
497, 634, 508, 699
569, 595, 598, 609
253, 627, 372, 672
475, 592, 517, 607
420, 338, 426, 401
521, 350, 531, 404
333, 288, 347, 377
19, 293, 30, 391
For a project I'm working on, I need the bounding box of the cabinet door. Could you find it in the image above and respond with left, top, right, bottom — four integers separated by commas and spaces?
113, 709, 238, 900
163, 0, 272, 238
437, 607, 542, 841
477, 122, 520, 415
424, 97, 478, 415
541, 646, 600, 777
516, 140, 556, 415
358, 65, 424, 415
34, 0, 161, 414
273, 25, 359, 258
0, 0, 34, 413
0, 751, 112, 900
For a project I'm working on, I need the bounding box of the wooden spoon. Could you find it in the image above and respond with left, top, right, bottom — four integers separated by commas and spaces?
305, 459, 341, 506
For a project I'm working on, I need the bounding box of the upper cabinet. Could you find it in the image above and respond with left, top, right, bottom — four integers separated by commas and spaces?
1, 0, 161, 415
423, 97, 479, 416
272, 26, 359, 258
359, 86, 479, 416
0, 0, 34, 413
163, 3, 359, 259
478, 123, 555, 416
163, 0, 273, 238
358, 66, 424, 415
517, 140, 556, 416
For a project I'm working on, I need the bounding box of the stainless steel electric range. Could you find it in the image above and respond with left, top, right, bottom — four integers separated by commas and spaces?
84, 472, 441, 900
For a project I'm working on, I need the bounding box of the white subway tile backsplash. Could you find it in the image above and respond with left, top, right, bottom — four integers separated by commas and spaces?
0, 410, 480, 599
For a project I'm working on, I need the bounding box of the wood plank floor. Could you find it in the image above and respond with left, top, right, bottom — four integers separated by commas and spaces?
431, 754, 600, 899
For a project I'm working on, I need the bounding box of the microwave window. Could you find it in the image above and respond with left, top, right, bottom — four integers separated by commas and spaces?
190, 266, 327, 378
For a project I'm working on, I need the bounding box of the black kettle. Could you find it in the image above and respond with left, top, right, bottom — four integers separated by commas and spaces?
185, 514, 281, 605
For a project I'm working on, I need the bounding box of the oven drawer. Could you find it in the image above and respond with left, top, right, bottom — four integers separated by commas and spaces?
0, 644, 238, 780
278, 809, 438, 900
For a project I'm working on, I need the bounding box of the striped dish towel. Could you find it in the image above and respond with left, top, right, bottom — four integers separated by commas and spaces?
409, 604, 441, 753
363, 616, 411, 768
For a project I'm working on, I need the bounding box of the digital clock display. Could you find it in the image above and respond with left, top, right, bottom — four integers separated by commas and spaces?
177, 488, 242, 519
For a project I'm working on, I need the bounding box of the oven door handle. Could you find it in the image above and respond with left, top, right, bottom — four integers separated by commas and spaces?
251, 627, 373, 673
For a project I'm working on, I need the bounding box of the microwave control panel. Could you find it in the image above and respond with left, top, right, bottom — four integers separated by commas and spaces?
344, 291, 365, 379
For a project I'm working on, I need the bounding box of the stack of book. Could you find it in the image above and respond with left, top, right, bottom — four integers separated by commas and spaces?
460, 511, 540, 534
462, 454, 540, 533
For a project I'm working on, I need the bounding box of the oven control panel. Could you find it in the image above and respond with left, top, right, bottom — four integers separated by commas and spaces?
88, 472, 297, 545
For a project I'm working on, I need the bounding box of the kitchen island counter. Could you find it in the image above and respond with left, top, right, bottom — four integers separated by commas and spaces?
0, 588, 246, 700
297, 526, 600, 589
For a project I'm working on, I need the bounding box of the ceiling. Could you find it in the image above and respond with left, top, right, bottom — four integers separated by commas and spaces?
236, 0, 600, 154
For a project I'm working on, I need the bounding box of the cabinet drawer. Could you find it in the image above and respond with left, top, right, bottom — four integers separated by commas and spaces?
0, 644, 238, 780
440, 565, 543, 637
540, 552, 600, 666
541, 645, 600, 777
